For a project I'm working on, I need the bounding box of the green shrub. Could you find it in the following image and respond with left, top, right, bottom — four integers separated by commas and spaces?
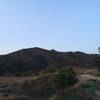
54, 67, 78, 89
94, 56, 100, 71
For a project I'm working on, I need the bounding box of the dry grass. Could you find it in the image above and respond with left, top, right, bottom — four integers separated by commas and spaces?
74, 67, 90, 75
0, 76, 39, 85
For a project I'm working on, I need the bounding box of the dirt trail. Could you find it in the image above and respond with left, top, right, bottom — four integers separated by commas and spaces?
74, 73, 100, 88
79, 74, 100, 81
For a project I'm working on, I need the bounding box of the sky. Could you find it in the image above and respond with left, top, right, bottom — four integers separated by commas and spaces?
0, 0, 100, 54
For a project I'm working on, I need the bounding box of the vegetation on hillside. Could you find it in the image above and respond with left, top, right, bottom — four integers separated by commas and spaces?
54, 68, 78, 89
94, 56, 100, 71
0, 47, 97, 76
0, 47, 99, 100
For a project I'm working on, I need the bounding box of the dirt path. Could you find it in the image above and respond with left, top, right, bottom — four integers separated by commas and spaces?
79, 74, 100, 81
74, 74, 100, 88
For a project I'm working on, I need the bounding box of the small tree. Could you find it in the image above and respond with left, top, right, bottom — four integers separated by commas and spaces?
54, 67, 78, 89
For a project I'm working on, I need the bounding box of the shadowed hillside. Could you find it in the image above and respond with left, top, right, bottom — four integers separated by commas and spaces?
0, 47, 98, 75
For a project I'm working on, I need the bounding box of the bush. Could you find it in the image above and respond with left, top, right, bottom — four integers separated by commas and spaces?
94, 56, 100, 71
54, 67, 78, 89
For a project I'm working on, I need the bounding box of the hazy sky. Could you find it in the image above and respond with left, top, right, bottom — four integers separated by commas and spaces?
0, 0, 100, 54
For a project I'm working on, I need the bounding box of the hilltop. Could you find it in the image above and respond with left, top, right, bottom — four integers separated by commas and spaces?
0, 47, 98, 75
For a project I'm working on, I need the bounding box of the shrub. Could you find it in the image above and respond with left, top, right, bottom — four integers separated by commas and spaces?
94, 56, 100, 71
54, 67, 78, 89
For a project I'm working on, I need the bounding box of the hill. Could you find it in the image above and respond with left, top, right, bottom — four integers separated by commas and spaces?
0, 47, 98, 75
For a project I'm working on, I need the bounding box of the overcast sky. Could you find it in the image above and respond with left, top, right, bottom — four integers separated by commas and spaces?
0, 0, 100, 54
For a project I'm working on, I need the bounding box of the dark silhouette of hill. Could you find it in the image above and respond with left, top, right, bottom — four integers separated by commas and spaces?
0, 47, 97, 75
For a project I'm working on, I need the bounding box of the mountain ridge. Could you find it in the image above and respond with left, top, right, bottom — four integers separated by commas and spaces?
0, 47, 98, 75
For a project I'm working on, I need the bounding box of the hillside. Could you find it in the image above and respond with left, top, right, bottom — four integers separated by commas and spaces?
0, 47, 98, 75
